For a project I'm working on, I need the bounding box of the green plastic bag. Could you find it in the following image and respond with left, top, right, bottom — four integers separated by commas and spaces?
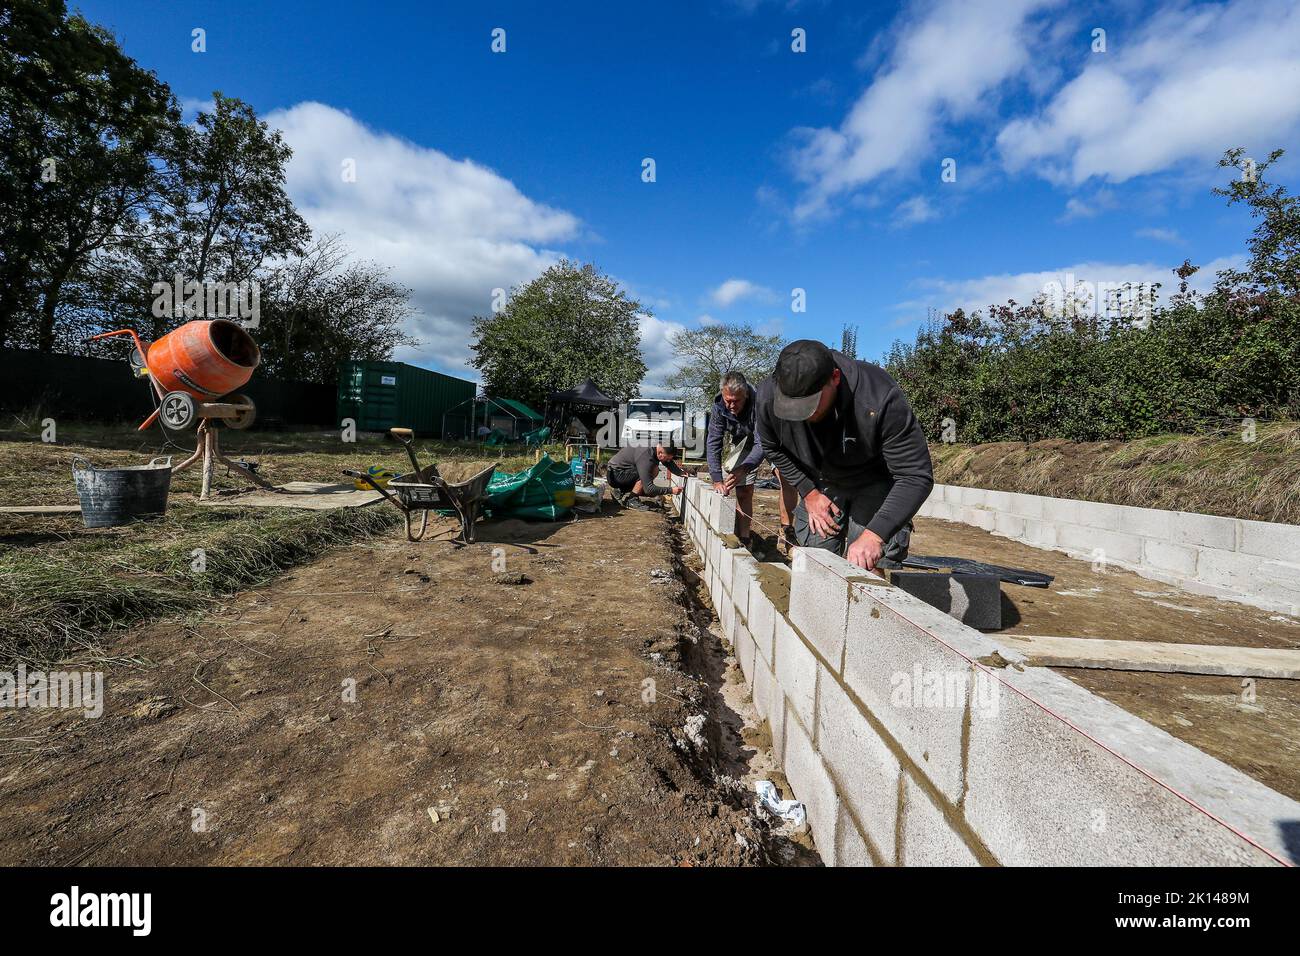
485, 453, 575, 520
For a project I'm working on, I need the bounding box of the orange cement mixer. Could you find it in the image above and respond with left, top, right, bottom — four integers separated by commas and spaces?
91, 319, 261, 432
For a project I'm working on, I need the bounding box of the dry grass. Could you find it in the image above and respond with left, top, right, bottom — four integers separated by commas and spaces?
931, 421, 1300, 523
0, 414, 551, 667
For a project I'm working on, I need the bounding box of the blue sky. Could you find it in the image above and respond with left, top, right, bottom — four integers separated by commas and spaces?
79, 0, 1300, 393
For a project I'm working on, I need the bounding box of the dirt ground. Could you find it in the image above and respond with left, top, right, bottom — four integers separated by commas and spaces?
747, 488, 1300, 803
0, 499, 807, 866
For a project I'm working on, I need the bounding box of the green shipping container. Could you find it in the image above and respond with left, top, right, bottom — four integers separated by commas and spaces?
337, 360, 476, 437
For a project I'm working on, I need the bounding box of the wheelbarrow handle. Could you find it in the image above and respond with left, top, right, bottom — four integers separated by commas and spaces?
342, 469, 405, 510
388, 428, 425, 477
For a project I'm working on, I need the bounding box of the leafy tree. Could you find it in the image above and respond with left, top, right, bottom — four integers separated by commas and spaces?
469, 260, 647, 410
254, 235, 416, 383
0, 0, 179, 350
1212, 148, 1299, 296
160, 93, 309, 286
663, 322, 786, 409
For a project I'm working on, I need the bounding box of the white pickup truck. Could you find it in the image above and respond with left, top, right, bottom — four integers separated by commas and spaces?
619, 398, 687, 447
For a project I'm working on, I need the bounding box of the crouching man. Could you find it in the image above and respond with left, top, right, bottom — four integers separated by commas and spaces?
755, 340, 933, 571
606, 443, 686, 511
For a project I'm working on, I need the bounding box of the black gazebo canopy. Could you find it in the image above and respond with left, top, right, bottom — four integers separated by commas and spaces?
546, 378, 616, 408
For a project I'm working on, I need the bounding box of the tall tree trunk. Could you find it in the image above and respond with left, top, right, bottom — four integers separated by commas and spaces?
37, 257, 76, 353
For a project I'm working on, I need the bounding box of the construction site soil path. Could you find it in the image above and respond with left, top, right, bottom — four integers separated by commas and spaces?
0, 503, 782, 866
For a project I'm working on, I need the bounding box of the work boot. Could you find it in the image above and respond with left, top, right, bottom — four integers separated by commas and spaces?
777, 524, 797, 556
623, 495, 652, 511
609, 486, 628, 507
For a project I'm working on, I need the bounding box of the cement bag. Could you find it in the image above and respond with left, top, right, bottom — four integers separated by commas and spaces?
485, 453, 575, 520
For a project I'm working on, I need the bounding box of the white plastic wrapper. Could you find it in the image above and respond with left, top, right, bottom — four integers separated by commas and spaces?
755, 780, 807, 831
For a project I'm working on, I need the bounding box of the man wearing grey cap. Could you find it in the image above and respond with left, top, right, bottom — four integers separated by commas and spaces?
754, 339, 934, 571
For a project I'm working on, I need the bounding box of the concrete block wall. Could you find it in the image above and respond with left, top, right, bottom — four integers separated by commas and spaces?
671, 475, 1300, 867
917, 484, 1300, 618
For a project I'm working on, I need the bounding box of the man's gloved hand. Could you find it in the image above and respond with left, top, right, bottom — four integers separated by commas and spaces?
803, 489, 841, 538
845, 528, 885, 571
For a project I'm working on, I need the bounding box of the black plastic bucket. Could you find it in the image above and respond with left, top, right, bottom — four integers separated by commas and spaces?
71, 456, 173, 528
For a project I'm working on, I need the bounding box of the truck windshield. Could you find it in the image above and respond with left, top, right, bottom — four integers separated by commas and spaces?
627, 401, 683, 420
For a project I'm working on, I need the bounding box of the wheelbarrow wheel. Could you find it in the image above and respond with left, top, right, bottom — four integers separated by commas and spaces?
225, 393, 257, 430
405, 510, 429, 542
159, 391, 197, 431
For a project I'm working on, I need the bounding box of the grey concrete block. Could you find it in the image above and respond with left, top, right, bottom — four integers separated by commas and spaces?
984, 489, 1012, 513
1172, 510, 1238, 551
719, 595, 737, 645
774, 616, 817, 732
816, 666, 901, 861
719, 545, 736, 592
770, 693, 788, 766
835, 805, 876, 867
900, 775, 981, 867
1110, 502, 1177, 540
705, 488, 721, 529
1142, 538, 1199, 577
964, 663, 1298, 865
1019, 518, 1058, 548
731, 553, 759, 624
716, 493, 736, 535
1040, 496, 1081, 525
1239, 517, 1300, 561
1056, 524, 1144, 565
1005, 491, 1045, 519
843, 593, 976, 803
993, 512, 1026, 539
784, 711, 839, 865
789, 547, 874, 672
747, 579, 777, 667
887, 571, 1002, 629
963, 507, 997, 532
752, 654, 775, 722
735, 618, 755, 684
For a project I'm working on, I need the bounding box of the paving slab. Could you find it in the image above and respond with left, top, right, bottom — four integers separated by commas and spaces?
998, 634, 1300, 679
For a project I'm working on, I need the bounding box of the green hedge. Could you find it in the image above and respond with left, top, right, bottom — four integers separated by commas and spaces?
885, 292, 1300, 442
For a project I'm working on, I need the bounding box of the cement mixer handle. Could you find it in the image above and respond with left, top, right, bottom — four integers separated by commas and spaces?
88, 327, 149, 362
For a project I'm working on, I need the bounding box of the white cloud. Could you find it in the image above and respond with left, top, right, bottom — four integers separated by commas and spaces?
997, 0, 1300, 184
894, 195, 938, 226
1136, 227, 1184, 244
267, 102, 580, 376
789, 0, 1060, 219
893, 255, 1247, 323
709, 277, 776, 307
1058, 188, 1117, 222
637, 313, 689, 398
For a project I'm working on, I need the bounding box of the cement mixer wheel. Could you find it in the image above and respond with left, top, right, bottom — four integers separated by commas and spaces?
159, 391, 197, 431
226, 393, 257, 430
